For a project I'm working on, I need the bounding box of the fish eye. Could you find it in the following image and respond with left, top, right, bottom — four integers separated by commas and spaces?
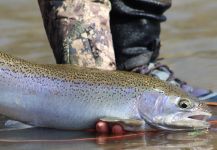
178, 99, 192, 109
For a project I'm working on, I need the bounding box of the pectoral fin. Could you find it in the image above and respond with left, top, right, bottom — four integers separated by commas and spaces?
4, 120, 33, 129
100, 117, 146, 131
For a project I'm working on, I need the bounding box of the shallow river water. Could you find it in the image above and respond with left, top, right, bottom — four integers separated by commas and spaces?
0, 1, 217, 150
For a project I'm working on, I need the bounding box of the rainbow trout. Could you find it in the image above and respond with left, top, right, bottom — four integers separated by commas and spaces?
0, 51, 211, 131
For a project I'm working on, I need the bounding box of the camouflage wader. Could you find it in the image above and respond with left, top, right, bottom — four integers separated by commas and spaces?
38, 0, 116, 70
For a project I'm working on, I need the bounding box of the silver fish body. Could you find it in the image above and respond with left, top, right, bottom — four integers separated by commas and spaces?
0, 75, 143, 130
0, 52, 211, 131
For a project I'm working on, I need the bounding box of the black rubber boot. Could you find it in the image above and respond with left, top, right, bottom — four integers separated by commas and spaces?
110, 0, 172, 70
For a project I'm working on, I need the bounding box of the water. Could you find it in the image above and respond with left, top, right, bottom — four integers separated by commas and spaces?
0, 128, 215, 150
0, 0, 217, 149
161, 0, 217, 91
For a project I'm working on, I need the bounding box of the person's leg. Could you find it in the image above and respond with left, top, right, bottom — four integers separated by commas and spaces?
38, 0, 116, 70
110, 0, 217, 101
110, 0, 171, 70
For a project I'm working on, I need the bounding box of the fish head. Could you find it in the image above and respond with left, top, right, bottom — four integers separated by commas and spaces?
138, 89, 211, 131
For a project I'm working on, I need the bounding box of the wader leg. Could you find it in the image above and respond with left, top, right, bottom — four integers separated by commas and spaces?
110, 0, 171, 70
38, 0, 116, 70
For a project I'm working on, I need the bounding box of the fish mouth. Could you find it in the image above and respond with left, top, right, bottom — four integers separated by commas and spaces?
152, 111, 212, 131
188, 114, 210, 121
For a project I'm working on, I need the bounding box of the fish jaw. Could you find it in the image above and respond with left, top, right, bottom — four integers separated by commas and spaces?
152, 111, 211, 131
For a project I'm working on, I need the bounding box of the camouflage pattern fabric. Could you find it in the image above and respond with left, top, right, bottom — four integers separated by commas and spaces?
38, 0, 116, 70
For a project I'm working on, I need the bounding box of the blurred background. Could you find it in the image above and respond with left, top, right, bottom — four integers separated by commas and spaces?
0, 0, 217, 90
